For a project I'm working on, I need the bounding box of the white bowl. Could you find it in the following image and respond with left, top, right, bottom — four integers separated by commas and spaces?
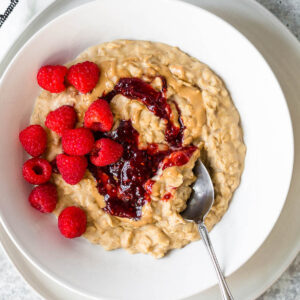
0, 0, 294, 299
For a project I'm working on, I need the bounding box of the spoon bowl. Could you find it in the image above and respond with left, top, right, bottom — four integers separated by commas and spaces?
181, 160, 234, 300
181, 161, 214, 223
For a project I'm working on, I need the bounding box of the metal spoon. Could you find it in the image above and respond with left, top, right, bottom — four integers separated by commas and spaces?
181, 161, 234, 300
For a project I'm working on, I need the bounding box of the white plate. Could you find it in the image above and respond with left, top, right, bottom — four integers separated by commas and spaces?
0, 0, 294, 299
0, 1, 299, 299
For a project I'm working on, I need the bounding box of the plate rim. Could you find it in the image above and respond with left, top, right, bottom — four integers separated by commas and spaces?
0, 0, 295, 299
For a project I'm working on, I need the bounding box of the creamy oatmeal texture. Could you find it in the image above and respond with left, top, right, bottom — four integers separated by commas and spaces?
31, 40, 246, 258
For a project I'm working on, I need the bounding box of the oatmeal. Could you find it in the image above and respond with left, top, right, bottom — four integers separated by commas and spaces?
31, 40, 246, 258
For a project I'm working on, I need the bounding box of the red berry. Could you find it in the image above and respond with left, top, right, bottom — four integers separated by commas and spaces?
58, 206, 87, 238
29, 183, 57, 213
19, 125, 47, 157
56, 154, 87, 185
37, 65, 67, 93
45, 105, 77, 136
62, 128, 94, 156
84, 99, 113, 132
90, 138, 123, 167
22, 158, 52, 184
66, 61, 99, 94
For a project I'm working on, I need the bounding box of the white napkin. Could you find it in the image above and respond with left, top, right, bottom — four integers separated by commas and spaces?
0, 0, 54, 62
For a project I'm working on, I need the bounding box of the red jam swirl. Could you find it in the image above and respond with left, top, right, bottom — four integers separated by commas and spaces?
89, 77, 197, 219
104, 77, 185, 147
162, 146, 196, 170
89, 121, 169, 219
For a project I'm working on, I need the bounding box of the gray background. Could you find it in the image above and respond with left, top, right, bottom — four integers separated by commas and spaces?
0, 0, 299, 299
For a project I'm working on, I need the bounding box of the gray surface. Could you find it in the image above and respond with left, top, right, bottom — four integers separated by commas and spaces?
258, 254, 300, 300
0, 0, 299, 299
257, 0, 300, 39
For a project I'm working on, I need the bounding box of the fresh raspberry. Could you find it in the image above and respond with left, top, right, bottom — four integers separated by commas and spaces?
29, 183, 57, 213
62, 128, 94, 156
58, 206, 87, 238
19, 125, 47, 157
90, 138, 123, 167
66, 61, 99, 94
84, 99, 113, 132
37, 65, 67, 93
45, 105, 77, 136
22, 158, 52, 184
56, 154, 87, 185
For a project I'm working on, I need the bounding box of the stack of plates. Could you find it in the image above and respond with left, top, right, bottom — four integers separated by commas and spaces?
0, 0, 299, 299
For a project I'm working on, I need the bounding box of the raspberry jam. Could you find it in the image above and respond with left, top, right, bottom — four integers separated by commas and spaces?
162, 192, 172, 201
90, 77, 197, 219
104, 77, 185, 147
162, 147, 196, 170
89, 121, 167, 219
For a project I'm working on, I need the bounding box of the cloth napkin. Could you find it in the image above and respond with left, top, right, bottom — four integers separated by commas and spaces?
0, 0, 54, 62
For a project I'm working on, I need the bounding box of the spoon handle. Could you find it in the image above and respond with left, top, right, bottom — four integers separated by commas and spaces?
198, 223, 234, 300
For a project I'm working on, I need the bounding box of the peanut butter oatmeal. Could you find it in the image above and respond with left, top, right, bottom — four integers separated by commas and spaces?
31, 40, 246, 258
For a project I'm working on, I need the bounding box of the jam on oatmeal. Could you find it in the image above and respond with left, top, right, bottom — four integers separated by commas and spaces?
26, 40, 245, 257
89, 77, 196, 219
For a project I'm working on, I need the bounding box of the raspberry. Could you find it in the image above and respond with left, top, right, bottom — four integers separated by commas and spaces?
19, 125, 47, 157
84, 99, 113, 132
45, 105, 77, 136
56, 154, 87, 185
62, 128, 94, 156
90, 138, 123, 167
37, 65, 67, 93
58, 206, 87, 238
29, 183, 57, 213
22, 158, 52, 184
66, 61, 100, 94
